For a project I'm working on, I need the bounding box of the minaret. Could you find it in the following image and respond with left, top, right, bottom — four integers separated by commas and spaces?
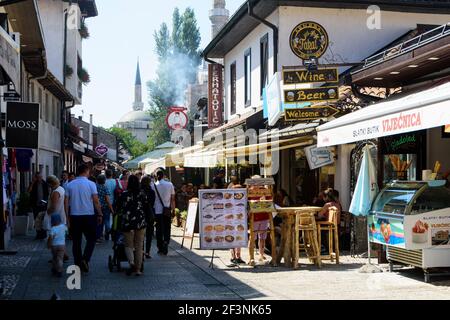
133, 60, 144, 111
209, 0, 229, 39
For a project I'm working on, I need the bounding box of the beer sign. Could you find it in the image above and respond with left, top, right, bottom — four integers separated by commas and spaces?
208, 63, 223, 129
284, 87, 339, 104
290, 21, 329, 60
283, 68, 338, 85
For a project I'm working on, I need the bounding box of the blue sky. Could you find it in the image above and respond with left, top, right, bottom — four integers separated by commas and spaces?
74, 0, 245, 128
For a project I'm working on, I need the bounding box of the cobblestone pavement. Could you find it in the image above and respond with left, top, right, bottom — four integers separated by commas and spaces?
2, 226, 450, 300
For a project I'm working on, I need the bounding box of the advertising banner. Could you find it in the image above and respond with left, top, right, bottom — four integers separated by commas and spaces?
199, 189, 248, 250
368, 214, 406, 248
6, 102, 39, 149
208, 63, 223, 129
404, 208, 450, 250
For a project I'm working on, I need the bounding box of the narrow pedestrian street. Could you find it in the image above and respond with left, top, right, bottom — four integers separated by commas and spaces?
2, 226, 450, 300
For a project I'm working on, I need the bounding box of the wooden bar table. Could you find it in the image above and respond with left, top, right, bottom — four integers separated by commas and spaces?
276, 207, 322, 268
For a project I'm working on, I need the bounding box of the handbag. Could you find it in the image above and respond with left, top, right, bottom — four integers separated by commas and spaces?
154, 183, 172, 218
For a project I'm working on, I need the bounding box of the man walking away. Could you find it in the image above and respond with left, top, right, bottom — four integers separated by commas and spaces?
105, 169, 118, 207
65, 164, 103, 273
151, 169, 175, 255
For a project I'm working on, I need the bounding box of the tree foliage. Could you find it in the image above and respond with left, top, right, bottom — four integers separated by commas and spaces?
147, 7, 201, 150
107, 127, 148, 158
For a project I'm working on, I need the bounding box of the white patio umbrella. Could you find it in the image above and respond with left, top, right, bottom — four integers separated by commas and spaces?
348, 145, 380, 271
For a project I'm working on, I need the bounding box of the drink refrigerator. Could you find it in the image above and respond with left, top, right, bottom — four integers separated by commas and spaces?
368, 180, 450, 282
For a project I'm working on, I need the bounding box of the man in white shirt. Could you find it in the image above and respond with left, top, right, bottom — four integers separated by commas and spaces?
151, 169, 175, 255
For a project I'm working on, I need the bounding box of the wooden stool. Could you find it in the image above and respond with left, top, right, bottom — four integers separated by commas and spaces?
294, 212, 321, 268
317, 207, 340, 264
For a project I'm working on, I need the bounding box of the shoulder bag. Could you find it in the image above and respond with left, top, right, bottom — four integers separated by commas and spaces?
154, 183, 172, 218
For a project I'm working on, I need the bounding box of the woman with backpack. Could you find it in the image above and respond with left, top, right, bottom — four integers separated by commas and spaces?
116, 175, 152, 276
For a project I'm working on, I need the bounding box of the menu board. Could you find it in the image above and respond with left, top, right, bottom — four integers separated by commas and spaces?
199, 189, 248, 250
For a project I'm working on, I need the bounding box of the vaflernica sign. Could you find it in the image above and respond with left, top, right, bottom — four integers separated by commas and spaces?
6, 102, 40, 149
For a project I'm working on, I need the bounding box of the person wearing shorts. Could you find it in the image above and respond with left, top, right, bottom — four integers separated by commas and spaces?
253, 215, 270, 261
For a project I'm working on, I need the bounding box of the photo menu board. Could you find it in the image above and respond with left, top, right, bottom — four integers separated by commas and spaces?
199, 189, 248, 250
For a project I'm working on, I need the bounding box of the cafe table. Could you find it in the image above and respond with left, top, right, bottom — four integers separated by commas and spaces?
275, 206, 322, 269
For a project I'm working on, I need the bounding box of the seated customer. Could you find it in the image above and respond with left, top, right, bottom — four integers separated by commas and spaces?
317, 188, 342, 254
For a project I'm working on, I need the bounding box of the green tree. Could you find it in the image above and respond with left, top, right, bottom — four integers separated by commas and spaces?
147, 7, 201, 149
108, 127, 148, 158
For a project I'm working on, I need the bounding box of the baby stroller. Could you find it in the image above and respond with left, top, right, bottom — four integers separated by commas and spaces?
108, 213, 144, 273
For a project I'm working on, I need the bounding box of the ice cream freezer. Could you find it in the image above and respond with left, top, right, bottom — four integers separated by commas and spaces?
368, 180, 450, 282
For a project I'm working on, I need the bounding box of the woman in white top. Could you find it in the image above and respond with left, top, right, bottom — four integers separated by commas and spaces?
46, 175, 67, 226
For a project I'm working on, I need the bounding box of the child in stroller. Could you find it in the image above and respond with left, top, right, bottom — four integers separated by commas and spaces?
108, 213, 144, 273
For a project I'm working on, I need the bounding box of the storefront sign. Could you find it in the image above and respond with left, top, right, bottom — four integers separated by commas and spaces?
368, 214, 406, 248
6, 102, 39, 149
290, 21, 329, 60
284, 87, 338, 104
283, 68, 338, 85
267, 72, 283, 126
208, 63, 223, 129
199, 189, 248, 250
166, 106, 188, 130
404, 208, 450, 250
95, 143, 109, 157
285, 106, 339, 122
380, 132, 421, 154
318, 98, 450, 147
304, 144, 334, 170
0, 27, 20, 90
73, 143, 85, 153
3, 91, 20, 102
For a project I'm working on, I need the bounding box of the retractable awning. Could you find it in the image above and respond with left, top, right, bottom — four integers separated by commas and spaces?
144, 157, 167, 175
317, 81, 450, 147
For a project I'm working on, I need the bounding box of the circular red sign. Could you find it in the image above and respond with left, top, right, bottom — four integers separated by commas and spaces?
166, 109, 188, 130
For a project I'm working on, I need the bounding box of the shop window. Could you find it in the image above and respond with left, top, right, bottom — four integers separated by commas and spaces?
260, 33, 269, 97
230, 62, 236, 115
244, 48, 251, 107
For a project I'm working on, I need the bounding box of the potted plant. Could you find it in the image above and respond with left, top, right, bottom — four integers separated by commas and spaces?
14, 192, 32, 236
180, 210, 188, 229
78, 67, 90, 84
65, 64, 74, 78
79, 20, 90, 39
173, 208, 181, 227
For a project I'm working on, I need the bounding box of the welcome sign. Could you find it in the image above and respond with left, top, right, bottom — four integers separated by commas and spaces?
6, 102, 39, 149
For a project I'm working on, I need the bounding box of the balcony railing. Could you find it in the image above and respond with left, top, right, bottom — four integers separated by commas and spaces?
360, 23, 450, 70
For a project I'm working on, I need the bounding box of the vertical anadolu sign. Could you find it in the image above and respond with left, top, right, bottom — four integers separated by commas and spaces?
6, 102, 39, 149
208, 63, 223, 129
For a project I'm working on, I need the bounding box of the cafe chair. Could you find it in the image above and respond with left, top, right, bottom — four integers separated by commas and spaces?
317, 207, 340, 264
294, 211, 321, 268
